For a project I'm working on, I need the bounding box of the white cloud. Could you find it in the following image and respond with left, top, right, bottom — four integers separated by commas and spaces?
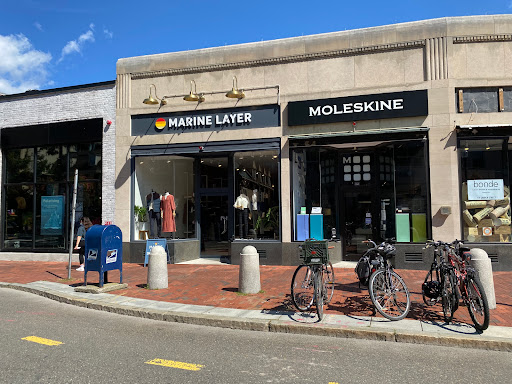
104, 29, 113, 39
34, 22, 43, 31
58, 26, 95, 63
0, 34, 52, 94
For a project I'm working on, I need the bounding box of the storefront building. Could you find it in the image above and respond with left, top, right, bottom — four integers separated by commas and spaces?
116, 15, 512, 270
0, 81, 116, 260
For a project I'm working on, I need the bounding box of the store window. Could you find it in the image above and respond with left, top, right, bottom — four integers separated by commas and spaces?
291, 139, 429, 244
459, 138, 511, 243
292, 148, 338, 241
3, 143, 102, 250
133, 155, 195, 240
234, 150, 280, 240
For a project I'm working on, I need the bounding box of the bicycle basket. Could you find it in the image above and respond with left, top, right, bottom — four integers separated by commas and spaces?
301, 240, 329, 264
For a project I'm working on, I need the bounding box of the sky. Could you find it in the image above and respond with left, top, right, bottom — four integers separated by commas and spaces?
0, 1, 511, 95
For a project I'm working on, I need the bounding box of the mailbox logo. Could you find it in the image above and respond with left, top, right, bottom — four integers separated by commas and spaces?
106, 249, 118, 264
88, 249, 98, 260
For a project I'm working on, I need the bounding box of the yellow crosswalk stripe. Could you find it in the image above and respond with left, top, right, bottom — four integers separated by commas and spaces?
22, 336, 63, 346
145, 358, 204, 371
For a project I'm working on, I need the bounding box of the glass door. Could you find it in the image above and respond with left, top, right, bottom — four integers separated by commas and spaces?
197, 156, 232, 261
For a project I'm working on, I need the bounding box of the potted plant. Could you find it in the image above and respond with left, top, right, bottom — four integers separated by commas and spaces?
255, 206, 280, 239
134, 205, 148, 231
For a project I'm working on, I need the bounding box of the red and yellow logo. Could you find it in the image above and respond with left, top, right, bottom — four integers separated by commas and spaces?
155, 118, 166, 130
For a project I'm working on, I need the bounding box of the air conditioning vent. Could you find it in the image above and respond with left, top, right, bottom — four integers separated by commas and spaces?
257, 249, 267, 259
405, 253, 423, 262
488, 253, 499, 263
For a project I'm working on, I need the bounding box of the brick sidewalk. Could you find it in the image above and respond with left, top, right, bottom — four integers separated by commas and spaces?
0, 261, 510, 328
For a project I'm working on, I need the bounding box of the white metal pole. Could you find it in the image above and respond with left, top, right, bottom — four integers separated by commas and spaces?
67, 169, 79, 279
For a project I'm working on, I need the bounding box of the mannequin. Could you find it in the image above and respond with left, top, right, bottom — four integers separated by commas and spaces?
146, 190, 161, 238
233, 192, 250, 238
161, 191, 176, 235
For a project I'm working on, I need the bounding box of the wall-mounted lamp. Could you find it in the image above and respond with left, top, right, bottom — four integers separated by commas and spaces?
225, 76, 245, 99
143, 84, 167, 106
183, 80, 205, 102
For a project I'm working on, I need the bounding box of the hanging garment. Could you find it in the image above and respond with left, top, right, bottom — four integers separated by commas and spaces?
161, 194, 177, 232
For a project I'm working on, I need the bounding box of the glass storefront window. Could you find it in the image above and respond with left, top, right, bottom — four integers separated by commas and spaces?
4, 185, 33, 249
69, 143, 102, 181
5, 148, 34, 183
394, 141, 429, 243
37, 145, 67, 183
291, 140, 429, 247
459, 138, 511, 243
234, 150, 279, 240
3, 142, 102, 251
134, 155, 196, 240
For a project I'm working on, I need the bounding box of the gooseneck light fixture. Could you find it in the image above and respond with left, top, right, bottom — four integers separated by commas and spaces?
143, 76, 280, 107
225, 76, 245, 99
183, 80, 205, 102
143, 84, 167, 106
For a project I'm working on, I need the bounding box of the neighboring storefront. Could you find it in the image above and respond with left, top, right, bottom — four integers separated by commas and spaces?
116, 15, 512, 270
0, 81, 116, 259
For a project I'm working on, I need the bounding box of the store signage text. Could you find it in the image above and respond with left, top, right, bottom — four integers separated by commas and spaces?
468, 179, 504, 201
165, 112, 252, 130
309, 99, 404, 117
131, 104, 279, 136
287, 90, 428, 126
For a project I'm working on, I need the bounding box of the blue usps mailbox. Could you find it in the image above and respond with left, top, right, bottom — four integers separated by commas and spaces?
84, 225, 123, 288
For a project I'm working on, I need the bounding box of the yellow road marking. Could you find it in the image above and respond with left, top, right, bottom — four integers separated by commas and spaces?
22, 336, 63, 346
145, 358, 204, 371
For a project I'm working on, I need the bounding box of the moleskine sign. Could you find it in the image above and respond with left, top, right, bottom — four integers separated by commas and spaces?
287, 90, 428, 126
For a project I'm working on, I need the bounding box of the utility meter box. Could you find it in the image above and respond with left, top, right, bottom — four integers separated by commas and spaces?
84, 225, 123, 287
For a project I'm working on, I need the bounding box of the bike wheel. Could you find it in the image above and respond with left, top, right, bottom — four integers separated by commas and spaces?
441, 269, 457, 323
369, 269, 410, 321
314, 269, 324, 321
466, 276, 490, 331
291, 265, 314, 311
322, 262, 335, 304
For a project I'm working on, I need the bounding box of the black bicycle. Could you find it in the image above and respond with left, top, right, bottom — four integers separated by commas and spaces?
422, 240, 459, 323
291, 239, 335, 321
356, 239, 411, 321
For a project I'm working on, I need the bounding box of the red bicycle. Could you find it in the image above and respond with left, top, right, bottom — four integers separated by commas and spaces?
447, 241, 490, 331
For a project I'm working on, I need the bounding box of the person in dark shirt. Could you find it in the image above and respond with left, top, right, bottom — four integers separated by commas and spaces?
74, 216, 92, 271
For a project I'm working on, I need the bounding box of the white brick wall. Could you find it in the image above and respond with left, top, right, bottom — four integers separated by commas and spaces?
0, 84, 116, 225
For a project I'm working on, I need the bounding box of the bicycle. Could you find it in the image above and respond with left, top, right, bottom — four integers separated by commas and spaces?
357, 239, 411, 321
291, 239, 335, 321
422, 240, 459, 323
447, 240, 490, 331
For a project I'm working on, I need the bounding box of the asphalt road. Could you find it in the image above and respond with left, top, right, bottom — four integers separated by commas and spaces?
1, 288, 511, 384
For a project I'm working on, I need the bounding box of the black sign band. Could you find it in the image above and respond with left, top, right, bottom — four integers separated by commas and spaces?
132, 104, 280, 136
287, 90, 428, 126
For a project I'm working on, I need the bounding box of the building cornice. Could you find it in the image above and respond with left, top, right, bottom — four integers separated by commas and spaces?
132, 40, 425, 80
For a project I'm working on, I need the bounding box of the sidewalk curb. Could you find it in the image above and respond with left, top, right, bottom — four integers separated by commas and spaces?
2, 282, 511, 352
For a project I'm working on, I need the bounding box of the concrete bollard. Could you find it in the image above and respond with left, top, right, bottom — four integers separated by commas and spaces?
469, 248, 496, 309
147, 245, 168, 290
239, 245, 261, 294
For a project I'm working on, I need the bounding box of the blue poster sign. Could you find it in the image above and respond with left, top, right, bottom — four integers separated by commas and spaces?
144, 239, 170, 266
41, 196, 64, 235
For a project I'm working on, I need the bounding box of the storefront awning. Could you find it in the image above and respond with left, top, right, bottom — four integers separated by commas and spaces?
458, 124, 512, 129
287, 126, 429, 140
